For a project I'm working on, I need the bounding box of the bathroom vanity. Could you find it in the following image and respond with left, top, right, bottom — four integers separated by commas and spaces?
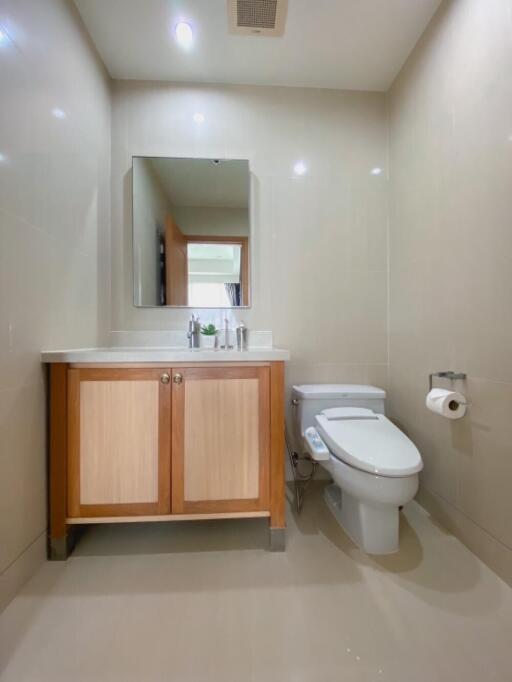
43, 155, 290, 559
43, 347, 289, 559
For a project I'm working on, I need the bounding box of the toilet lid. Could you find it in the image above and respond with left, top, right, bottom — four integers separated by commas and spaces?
315, 407, 423, 477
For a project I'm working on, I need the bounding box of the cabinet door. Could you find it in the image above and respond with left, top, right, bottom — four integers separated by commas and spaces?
68, 368, 171, 518
171, 366, 270, 514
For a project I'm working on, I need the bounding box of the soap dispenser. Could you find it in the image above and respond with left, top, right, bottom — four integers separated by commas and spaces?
236, 321, 248, 351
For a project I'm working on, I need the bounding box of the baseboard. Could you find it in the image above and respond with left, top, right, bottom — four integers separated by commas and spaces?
0, 533, 46, 614
417, 487, 512, 588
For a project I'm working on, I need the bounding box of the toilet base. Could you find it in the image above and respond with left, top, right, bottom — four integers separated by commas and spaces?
324, 484, 399, 554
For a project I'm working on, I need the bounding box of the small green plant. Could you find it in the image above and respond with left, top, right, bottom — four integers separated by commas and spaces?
200, 323, 218, 336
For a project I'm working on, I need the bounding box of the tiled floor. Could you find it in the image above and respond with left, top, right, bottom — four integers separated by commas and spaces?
1, 483, 511, 681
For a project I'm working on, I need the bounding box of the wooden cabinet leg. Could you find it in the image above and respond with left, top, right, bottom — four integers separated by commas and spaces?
269, 362, 286, 551
269, 525, 286, 552
49, 364, 72, 560
49, 531, 75, 561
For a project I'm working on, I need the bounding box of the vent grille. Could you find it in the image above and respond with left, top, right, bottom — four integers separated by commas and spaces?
237, 0, 277, 29
228, 0, 288, 37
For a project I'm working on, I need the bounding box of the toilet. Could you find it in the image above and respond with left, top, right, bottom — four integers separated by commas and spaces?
292, 385, 423, 554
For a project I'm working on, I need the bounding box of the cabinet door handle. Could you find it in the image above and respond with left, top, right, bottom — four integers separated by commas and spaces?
173, 373, 183, 385
160, 373, 170, 384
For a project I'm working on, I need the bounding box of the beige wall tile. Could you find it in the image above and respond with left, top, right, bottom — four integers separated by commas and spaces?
0, 0, 111, 609
0, 384, 47, 574
388, 0, 512, 583
109, 81, 389, 376
0, 533, 45, 615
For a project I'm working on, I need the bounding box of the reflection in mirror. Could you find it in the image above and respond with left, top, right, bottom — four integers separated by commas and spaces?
132, 157, 250, 307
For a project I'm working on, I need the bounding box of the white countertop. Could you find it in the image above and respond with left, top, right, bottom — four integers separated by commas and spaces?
41, 347, 290, 363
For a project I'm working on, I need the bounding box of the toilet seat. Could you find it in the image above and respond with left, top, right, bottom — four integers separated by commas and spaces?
315, 407, 423, 478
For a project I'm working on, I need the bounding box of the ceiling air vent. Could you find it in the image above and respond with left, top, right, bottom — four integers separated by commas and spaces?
228, 0, 288, 37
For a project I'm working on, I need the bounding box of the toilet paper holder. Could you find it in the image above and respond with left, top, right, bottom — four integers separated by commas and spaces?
428, 371, 471, 407
428, 370, 466, 391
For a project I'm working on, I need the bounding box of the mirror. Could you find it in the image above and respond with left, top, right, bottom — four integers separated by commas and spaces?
132, 156, 250, 307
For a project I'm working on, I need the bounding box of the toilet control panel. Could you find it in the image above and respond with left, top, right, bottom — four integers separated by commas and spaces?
304, 427, 331, 462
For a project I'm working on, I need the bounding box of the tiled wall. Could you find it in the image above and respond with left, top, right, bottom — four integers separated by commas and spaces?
0, 0, 111, 610
388, 0, 512, 585
111, 81, 390, 421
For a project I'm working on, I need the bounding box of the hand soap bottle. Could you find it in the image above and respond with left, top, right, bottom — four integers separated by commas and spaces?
236, 321, 248, 351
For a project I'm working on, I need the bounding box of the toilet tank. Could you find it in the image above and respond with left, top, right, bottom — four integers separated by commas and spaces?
292, 384, 386, 448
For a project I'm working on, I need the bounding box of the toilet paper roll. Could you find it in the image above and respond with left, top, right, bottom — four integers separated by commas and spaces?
425, 388, 467, 420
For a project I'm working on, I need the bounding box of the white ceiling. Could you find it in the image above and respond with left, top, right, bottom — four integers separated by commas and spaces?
74, 0, 442, 92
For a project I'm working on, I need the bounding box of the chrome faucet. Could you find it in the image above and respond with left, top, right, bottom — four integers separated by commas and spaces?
187, 314, 201, 349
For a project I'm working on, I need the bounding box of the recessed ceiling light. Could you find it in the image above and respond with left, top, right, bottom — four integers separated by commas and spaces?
193, 112, 205, 124
0, 152, 8, 163
371, 167, 383, 175
293, 161, 307, 176
0, 29, 5, 43
52, 108, 66, 119
175, 21, 193, 49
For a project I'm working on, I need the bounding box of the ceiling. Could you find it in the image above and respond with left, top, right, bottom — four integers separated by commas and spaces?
147, 157, 249, 208
74, 0, 442, 92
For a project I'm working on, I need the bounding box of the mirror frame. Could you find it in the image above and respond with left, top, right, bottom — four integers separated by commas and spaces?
131, 155, 252, 309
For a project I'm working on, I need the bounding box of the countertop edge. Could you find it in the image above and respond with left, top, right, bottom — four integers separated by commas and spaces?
41, 348, 291, 363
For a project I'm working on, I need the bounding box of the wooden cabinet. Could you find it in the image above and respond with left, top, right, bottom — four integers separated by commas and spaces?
67, 368, 171, 518
171, 366, 269, 514
49, 362, 285, 558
